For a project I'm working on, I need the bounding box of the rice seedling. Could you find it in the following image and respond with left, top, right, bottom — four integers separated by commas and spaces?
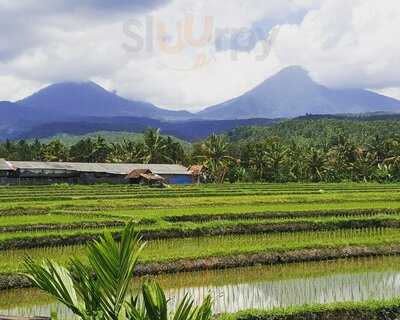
3, 256, 400, 316
2, 182, 400, 315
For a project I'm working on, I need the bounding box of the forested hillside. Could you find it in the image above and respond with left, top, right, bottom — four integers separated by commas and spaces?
3, 117, 400, 184
32, 131, 190, 148
227, 115, 400, 146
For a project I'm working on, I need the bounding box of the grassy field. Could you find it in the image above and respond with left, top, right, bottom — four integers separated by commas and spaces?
1, 183, 400, 281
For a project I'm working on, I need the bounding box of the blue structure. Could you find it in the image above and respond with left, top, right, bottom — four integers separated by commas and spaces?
167, 175, 193, 185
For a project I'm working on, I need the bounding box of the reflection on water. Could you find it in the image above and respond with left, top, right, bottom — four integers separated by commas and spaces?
2, 256, 400, 317
165, 272, 400, 313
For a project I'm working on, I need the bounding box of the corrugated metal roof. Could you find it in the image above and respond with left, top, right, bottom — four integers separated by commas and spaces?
0, 159, 16, 171
2, 161, 191, 175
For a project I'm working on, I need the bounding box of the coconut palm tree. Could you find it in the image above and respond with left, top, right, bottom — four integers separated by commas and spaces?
42, 140, 69, 162
262, 139, 289, 182
24, 223, 213, 320
349, 148, 378, 182
305, 148, 328, 182
164, 137, 186, 164
89, 137, 110, 163
69, 138, 96, 162
141, 129, 171, 164
0, 140, 17, 160
108, 140, 143, 163
197, 134, 235, 183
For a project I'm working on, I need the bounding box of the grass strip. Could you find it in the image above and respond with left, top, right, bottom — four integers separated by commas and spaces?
2, 244, 400, 290
3, 214, 400, 249
3, 191, 400, 212
220, 298, 400, 320
1, 228, 400, 273
163, 208, 400, 222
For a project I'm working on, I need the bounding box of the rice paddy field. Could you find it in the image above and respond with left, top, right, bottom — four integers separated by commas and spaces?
2, 182, 400, 317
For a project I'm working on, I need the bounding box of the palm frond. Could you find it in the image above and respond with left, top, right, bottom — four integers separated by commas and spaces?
87, 222, 145, 319
24, 258, 85, 318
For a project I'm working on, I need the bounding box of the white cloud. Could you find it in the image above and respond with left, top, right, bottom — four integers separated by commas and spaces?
372, 87, 400, 101
0, 0, 400, 110
273, 0, 400, 90
0, 75, 43, 101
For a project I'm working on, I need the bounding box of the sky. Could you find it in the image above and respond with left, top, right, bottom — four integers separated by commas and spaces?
0, 0, 399, 111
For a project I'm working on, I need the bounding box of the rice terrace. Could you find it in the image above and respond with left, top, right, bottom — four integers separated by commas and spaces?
2, 183, 400, 318
2, 1, 400, 319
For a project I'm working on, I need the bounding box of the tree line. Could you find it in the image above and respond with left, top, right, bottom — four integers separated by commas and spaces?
0, 129, 186, 164
2, 126, 400, 183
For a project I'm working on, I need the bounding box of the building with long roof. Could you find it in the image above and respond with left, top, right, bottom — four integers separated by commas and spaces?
0, 159, 193, 185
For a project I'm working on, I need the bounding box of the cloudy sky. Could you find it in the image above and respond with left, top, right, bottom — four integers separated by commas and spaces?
0, 0, 399, 110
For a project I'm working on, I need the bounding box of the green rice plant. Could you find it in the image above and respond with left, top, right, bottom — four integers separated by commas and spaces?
2, 227, 400, 273
4, 211, 400, 251
0, 214, 116, 227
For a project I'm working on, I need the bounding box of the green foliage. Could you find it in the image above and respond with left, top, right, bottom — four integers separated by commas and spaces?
0, 131, 188, 165
1, 182, 400, 317
195, 134, 236, 183
220, 298, 400, 320
24, 222, 213, 320
3, 117, 400, 183
128, 282, 212, 320
24, 222, 144, 320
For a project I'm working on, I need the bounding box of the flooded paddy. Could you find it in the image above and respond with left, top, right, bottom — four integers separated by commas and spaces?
2, 255, 400, 317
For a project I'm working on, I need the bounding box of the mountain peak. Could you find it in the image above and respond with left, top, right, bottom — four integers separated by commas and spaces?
36, 80, 107, 94
275, 65, 309, 76
264, 66, 313, 85
16, 81, 192, 120
199, 65, 400, 119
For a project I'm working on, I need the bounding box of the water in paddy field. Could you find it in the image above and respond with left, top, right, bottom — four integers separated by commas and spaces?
2, 256, 400, 318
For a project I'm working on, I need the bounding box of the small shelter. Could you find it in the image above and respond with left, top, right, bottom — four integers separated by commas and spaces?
126, 169, 152, 182
139, 173, 166, 187
126, 169, 166, 186
188, 165, 205, 184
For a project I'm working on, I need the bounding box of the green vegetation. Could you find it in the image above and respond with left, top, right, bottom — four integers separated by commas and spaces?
2, 227, 400, 273
2, 182, 400, 315
4, 255, 400, 317
31, 131, 189, 147
220, 298, 400, 320
1, 128, 186, 164
226, 116, 400, 146
25, 222, 213, 320
1, 183, 400, 273
4, 117, 400, 182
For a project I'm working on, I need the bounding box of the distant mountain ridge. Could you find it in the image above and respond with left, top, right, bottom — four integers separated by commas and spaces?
17, 117, 277, 142
1, 66, 400, 140
198, 66, 400, 119
0, 81, 194, 139
18, 81, 193, 121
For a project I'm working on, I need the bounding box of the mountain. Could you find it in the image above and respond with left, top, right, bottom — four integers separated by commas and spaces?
17, 81, 193, 121
3, 67, 400, 140
0, 101, 22, 136
198, 66, 400, 119
17, 117, 277, 142
0, 101, 52, 138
